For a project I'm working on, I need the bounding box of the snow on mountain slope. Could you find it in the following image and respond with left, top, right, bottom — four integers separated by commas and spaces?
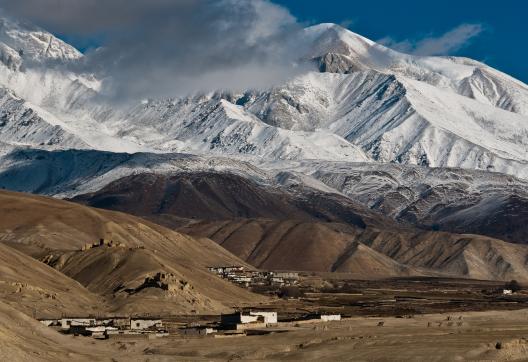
116, 97, 369, 161
3, 143, 528, 246
0, 148, 271, 198
399, 77, 528, 162
239, 69, 528, 177
0, 87, 89, 149
306, 23, 528, 116
0, 12, 81, 63
265, 159, 528, 210
1, 16, 528, 180
0, 13, 142, 152
0, 82, 149, 153
265, 159, 528, 243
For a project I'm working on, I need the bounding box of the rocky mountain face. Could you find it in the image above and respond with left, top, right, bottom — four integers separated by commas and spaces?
2, 147, 528, 246
269, 160, 528, 244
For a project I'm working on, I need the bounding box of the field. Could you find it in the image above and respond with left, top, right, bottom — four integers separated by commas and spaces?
73, 307, 528, 361
15, 277, 528, 361
265, 276, 528, 318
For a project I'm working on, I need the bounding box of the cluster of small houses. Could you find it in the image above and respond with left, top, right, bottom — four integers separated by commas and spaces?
39, 317, 167, 339
37, 267, 337, 340
207, 266, 299, 287
39, 311, 342, 339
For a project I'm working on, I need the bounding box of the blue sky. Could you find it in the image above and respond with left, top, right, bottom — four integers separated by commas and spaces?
275, 0, 527, 82
20, 0, 526, 87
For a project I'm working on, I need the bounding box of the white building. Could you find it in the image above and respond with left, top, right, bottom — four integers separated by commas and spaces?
86, 326, 106, 333
320, 314, 341, 322
224, 266, 245, 273
39, 319, 58, 327
60, 318, 96, 329
202, 327, 216, 335
130, 319, 162, 330
274, 272, 299, 280
271, 277, 285, 285
239, 314, 259, 324
232, 276, 252, 284
221, 311, 278, 327
250, 311, 278, 324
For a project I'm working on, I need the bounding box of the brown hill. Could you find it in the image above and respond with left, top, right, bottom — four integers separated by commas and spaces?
179, 219, 428, 277
71, 172, 373, 228
330, 241, 426, 277
180, 219, 365, 272
182, 219, 528, 282
0, 190, 263, 315
0, 301, 116, 361
0, 242, 102, 317
68, 172, 528, 283
361, 229, 528, 282
41, 245, 253, 314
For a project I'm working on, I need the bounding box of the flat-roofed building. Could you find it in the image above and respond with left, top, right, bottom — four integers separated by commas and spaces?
320, 314, 341, 322
250, 311, 277, 324
130, 318, 162, 330
60, 318, 96, 330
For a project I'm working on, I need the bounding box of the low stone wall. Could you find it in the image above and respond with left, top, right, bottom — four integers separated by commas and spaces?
235, 322, 268, 330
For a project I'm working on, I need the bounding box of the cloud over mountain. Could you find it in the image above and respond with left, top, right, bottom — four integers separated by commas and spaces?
379, 23, 484, 56
1, 0, 309, 100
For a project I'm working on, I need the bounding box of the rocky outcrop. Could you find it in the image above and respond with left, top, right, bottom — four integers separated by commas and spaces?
316, 53, 365, 74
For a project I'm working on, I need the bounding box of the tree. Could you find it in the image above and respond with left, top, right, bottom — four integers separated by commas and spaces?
505, 280, 521, 293
278, 286, 303, 299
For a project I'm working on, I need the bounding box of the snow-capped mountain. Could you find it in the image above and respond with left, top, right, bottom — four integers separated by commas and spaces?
0, 12, 81, 64
306, 23, 528, 115
4, 12, 528, 286
1, 16, 528, 179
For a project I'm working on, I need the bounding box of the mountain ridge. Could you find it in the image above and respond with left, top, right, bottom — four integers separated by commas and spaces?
1, 14, 528, 288
1, 18, 528, 179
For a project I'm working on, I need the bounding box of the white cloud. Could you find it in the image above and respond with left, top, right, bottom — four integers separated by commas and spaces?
339, 18, 355, 29
379, 24, 484, 56
3, 0, 309, 100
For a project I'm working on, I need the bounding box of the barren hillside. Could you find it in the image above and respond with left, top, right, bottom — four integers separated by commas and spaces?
0, 190, 264, 315
182, 218, 528, 282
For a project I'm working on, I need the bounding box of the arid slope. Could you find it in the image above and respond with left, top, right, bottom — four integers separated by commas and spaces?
69, 172, 528, 283
0, 242, 102, 317
0, 190, 263, 314
182, 219, 528, 282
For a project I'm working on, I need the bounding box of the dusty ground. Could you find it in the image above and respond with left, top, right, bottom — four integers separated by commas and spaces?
0, 280, 528, 361
3, 190, 528, 360
68, 308, 528, 361
247, 276, 528, 321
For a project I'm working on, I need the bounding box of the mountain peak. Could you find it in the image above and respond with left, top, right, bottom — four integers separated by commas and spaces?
304, 23, 377, 59
0, 12, 81, 63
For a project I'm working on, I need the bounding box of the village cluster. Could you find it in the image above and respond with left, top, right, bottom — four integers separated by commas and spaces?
207, 266, 299, 287
37, 264, 522, 341
39, 317, 167, 339
39, 311, 343, 340
36, 266, 324, 340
